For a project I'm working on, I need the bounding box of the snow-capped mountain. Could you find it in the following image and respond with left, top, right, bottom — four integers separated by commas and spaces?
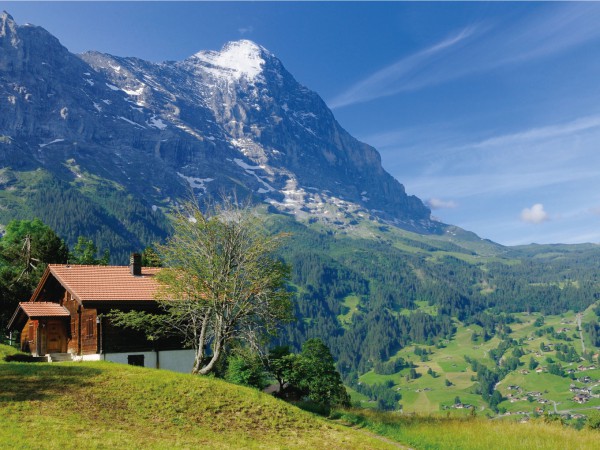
0, 11, 436, 251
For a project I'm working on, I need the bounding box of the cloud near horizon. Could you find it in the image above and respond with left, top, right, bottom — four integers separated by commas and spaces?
520, 203, 549, 224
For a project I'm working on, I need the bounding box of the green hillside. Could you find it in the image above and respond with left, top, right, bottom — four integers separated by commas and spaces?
2, 344, 599, 449
0, 345, 393, 449
268, 214, 600, 390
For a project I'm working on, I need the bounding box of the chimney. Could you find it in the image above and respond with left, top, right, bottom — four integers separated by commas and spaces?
130, 253, 142, 276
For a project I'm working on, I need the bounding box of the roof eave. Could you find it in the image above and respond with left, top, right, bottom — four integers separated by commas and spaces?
6, 304, 24, 331
28, 266, 53, 303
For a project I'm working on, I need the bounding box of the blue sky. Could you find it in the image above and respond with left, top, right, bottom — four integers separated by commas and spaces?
5, 2, 600, 246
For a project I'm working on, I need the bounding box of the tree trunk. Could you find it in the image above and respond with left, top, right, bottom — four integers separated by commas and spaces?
191, 312, 210, 374
198, 337, 222, 375
198, 317, 224, 375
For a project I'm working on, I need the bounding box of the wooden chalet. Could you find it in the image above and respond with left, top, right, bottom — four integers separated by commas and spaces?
7, 254, 194, 372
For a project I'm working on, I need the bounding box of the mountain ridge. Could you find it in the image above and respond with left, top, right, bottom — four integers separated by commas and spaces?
0, 10, 447, 257
79, 37, 434, 229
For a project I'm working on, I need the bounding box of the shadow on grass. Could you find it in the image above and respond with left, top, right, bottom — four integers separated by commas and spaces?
0, 363, 102, 402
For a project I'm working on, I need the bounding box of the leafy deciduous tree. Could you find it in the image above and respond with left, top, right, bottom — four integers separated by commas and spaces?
0, 219, 68, 329
283, 338, 350, 408
267, 345, 296, 393
153, 198, 293, 375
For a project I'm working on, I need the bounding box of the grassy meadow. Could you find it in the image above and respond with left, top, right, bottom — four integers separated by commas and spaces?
2, 344, 599, 449
0, 345, 394, 449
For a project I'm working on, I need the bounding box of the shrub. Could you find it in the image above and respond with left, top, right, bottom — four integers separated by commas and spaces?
225, 352, 268, 389
587, 411, 600, 430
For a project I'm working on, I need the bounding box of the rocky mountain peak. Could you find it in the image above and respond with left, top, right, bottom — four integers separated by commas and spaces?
1, 12, 436, 239
0, 11, 19, 46
1, 10, 14, 24
191, 39, 271, 82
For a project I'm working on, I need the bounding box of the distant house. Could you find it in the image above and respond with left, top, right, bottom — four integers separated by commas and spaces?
7, 255, 194, 372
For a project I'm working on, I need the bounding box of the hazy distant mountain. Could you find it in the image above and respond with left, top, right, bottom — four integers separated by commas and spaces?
0, 11, 436, 258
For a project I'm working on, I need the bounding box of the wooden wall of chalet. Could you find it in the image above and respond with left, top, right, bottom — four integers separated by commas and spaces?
101, 318, 156, 353
81, 309, 98, 355
37, 276, 65, 303
46, 319, 68, 353
60, 290, 97, 355
62, 291, 79, 354
20, 319, 36, 354
18, 318, 68, 355
97, 304, 184, 353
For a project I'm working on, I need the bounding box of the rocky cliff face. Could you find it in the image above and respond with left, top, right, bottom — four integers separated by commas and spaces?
0, 12, 436, 239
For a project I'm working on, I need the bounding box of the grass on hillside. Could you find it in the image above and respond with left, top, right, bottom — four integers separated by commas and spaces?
0, 345, 393, 450
338, 409, 600, 450
337, 294, 361, 328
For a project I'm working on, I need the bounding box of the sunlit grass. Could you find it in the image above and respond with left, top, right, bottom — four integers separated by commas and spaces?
0, 345, 393, 449
338, 409, 600, 450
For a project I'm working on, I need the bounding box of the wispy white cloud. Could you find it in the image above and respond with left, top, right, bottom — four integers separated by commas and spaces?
470, 115, 600, 150
427, 198, 457, 210
330, 3, 600, 109
329, 26, 478, 108
520, 203, 549, 224
404, 169, 599, 200
496, 5, 600, 66
238, 26, 254, 36
387, 113, 600, 200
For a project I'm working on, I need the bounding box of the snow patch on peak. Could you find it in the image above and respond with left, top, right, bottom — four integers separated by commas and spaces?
39, 138, 65, 148
193, 40, 268, 82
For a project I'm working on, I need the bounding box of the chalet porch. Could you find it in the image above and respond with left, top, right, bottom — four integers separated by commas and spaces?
8, 302, 70, 357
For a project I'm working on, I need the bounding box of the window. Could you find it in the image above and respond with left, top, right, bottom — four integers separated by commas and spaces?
86, 317, 94, 338
128, 355, 144, 367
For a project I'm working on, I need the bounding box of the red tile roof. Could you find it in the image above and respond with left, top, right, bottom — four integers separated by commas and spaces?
18, 302, 70, 318
48, 264, 161, 302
